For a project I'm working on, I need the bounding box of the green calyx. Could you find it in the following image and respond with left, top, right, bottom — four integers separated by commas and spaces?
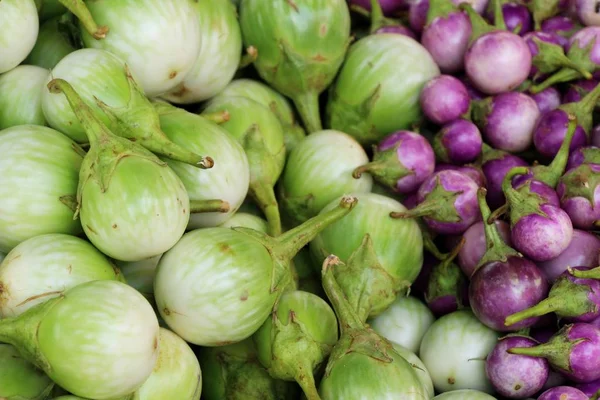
0, 344, 55, 400
502, 167, 551, 227
470, 97, 493, 131
507, 324, 585, 374
460, 0, 504, 47
98, 65, 214, 170
389, 174, 461, 222
46, 78, 167, 217
527, 0, 562, 30
481, 143, 510, 164
531, 37, 598, 94
368, 0, 401, 33
426, 0, 459, 26
422, 222, 450, 260
561, 79, 600, 136
581, 147, 600, 164
425, 237, 467, 306
531, 38, 593, 83
475, 188, 521, 273
569, 266, 600, 280
352, 142, 411, 191
559, 163, 600, 205
529, 115, 578, 188
505, 273, 596, 327
56, 0, 108, 40
321, 255, 396, 378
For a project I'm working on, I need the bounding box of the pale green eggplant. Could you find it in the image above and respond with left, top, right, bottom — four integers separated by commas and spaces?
25, 16, 79, 69
0, 343, 54, 400
0, 125, 83, 253
0, 65, 49, 129
116, 255, 162, 304
0, 233, 124, 318
220, 213, 269, 233
46, 78, 190, 262
0, 0, 38, 73
163, 0, 242, 103
239, 0, 351, 133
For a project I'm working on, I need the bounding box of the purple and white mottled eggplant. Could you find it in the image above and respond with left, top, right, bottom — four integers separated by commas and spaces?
576, 0, 600, 26
421, 0, 473, 73
420, 75, 471, 124
566, 145, 600, 170
537, 386, 589, 400
472, 91, 540, 152
505, 267, 600, 327
508, 323, 600, 383
485, 335, 549, 398
498, 3, 532, 35
469, 188, 549, 331
538, 230, 600, 281
425, 237, 469, 316
435, 163, 486, 186
575, 377, 600, 397
433, 120, 483, 164
481, 145, 528, 209
409, 0, 430, 32
541, 16, 581, 47
529, 86, 562, 113
390, 170, 482, 235
462, 2, 532, 94
557, 162, 600, 229
457, 219, 511, 277
353, 131, 435, 194
350, 0, 410, 15
563, 79, 599, 103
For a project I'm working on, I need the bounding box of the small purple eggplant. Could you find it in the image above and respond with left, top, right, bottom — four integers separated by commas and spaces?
471, 91, 540, 153
505, 267, 600, 327
541, 16, 581, 47
367, 0, 418, 39
411, 251, 438, 297
420, 75, 471, 124
425, 237, 468, 315
390, 170, 482, 235
538, 229, 600, 282
533, 82, 600, 158
462, 1, 532, 94
352, 131, 435, 194
502, 167, 574, 261
566, 145, 600, 170
528, 86, 561, 114
557, 162, 600, 229
576, 0, 600, 27
537, 386, 589, 400
468, 188, 549, 331
433, 120, 482, 164
481, 145, 528, 209
421, 0, 473, 73
508, 323, 600, 383
575, 378, 600, 398
459, 74, 486, 100
435, 163, 486, 186
485, 335, 549, 398
499, 3, 532, 35
457, 219, 511, 277
350, 0, 409, 15
409, 0, 430, 32
527, 0, 572, 32
563, 79, 599, 103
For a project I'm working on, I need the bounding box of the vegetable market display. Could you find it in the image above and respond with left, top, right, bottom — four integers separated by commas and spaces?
5, 0, 600, 399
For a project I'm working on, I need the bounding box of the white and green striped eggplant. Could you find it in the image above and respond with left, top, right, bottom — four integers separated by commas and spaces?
197, 338, 300, 400
393, 344, 435, 400
419, 310, 499, 394
202, 96, 286, 236
0, 280, 159, 399
211, 79, 306, 153
327, 34, 440, 145
368, 295, 435, 355
47, 78, 190, 262
42, 49, 212, 169
279, 130, 373, 225
79, 0, 201, 97
130, 328, 202, 400
239, 0, 351, 134
0, 343, 55, 400
319, 256, 428, 400
163, 0, 241, 104
0, 0, 38, 73
25, 16, 79, 69
117, 255, 162, 304
253, 290, 338, 400
0, 65, 49, 129
155, 102, 250, 228
154, 196, 357, 346
433, 390, 497, 400
0, 125, 83, 253
0, 233, 124, 318
310, 192, 424, 322
220, 213, 269, 233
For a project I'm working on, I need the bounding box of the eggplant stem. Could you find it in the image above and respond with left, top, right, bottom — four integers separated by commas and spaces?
293, 91, 322, 134
487, 203, 508, 224
504, 296, 560, 327
530, 68, 583, 94
58, 0, 108, 39
189, 199, 230, 214
250, 182, 282, 237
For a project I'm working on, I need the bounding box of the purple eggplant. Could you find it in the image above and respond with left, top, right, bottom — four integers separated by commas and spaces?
499, 3, 532, 35
557, 162, 600, 229
471, 91, 540, 153
508, 323, 600, 383
576, 0, 600, 27
457, 219, 511, 277
433, 120, 482, 164
459, 74, 486, 100
485, 335, 549, 398
367, 0, 418, 39
481, 145, 528, 209
421, 0, 473, 73
502, 167, 574, 261
563, 79, 599, 103
468, 188, 549, 331
350, 0, 409, 14
390, 170, 481, 235
575, 378, 600, 398
529, 86, 562, 114
541, 16, 581, 47
435, 163, 486, 186
411, 251, 438, 297
566, 145, 600, 170
420, 75, 471, 124
538, 386, 589, 400
462, 1, 532, 94
352, 131, 435, 194
425, 237, 468, 315
533, 82, 600, 158
409, 0, 430, 32
505, 266, 600, 328
538, 230, 600, 282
